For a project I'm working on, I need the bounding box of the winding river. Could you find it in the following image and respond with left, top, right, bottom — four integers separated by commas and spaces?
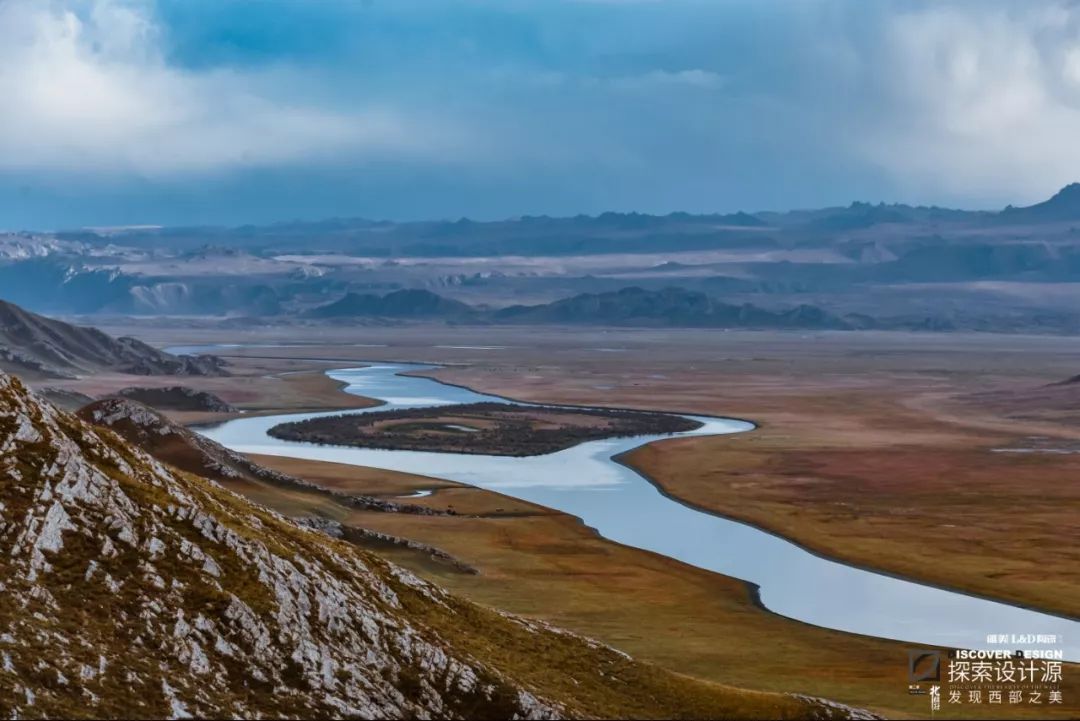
186, 358, 1078, 659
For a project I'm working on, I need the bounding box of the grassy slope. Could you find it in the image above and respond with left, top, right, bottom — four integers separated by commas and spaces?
202, 457, 836, 717
197, 477, 833, 720
407, 587, 831, 720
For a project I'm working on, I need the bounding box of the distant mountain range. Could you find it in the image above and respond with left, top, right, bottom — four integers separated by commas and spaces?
306, 286, 856, 329
53, 209, 777, 257
492, 287, 850, 329
3, 185, 1080, 331
1000, 183, 1080, 223
303, 286, 1027, 333
0, 299, 226, 378
51, 184, 1080, 258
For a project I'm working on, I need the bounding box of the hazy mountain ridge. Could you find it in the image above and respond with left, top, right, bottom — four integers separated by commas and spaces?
492, 287, 850, 329
299, 286, 850, 329
54, 210, 774, 257
1001, 183, 1080, 222
0, 260, 285, 317
302, 286, 966, 332
4, 186, 1080, 330
23, 184, 1080, 262
0, 299, 227, 379
0, 233, 88, 260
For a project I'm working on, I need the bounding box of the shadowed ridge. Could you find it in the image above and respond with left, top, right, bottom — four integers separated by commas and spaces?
305, 289, 474, 320
0, 298, 227, 379
493, 287, 851, 329
1001, 182, 1080, 221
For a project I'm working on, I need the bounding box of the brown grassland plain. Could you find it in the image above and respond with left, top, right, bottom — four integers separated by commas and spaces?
412, 333, 1080, 621
81, 323, 1080, 719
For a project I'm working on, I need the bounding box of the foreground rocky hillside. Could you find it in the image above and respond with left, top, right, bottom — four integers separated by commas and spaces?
0, 299, 225, 379
0, 373, 871, 719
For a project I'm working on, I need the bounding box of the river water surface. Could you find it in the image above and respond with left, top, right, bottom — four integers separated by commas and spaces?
187, 359, 1077, 659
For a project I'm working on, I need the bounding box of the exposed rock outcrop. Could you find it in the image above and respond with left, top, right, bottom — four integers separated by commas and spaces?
112, 386, 238, 413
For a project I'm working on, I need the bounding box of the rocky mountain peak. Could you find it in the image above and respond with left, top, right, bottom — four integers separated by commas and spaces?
1051, 182, 1080, 200
1001, 182, 1080, 220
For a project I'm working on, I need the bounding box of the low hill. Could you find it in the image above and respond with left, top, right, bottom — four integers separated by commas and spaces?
0, 299, 226, 379
1, 374, 867, 718
493, 287, 850, 329
307, 287, 849, 329
306, 289, 474, 320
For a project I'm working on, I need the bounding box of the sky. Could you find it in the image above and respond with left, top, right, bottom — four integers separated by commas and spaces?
2, 0, 1080, 229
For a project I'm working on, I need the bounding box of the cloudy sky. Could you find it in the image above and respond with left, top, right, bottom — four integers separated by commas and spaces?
2, 0, 1080, 229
